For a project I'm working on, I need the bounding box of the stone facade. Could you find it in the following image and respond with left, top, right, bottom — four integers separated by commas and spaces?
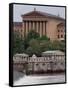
13, 22, 22, 38
13, 51, 65, 74
57, 22, 65, 41
13, 8, 65, 41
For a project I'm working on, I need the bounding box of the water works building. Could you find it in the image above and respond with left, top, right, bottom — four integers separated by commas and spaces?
13, 50, 65, 74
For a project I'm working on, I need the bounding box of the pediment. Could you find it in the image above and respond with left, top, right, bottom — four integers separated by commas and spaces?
21, 9, 64, 21
23, 11, 46, 17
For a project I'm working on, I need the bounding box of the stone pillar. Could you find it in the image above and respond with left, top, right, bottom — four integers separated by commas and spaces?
36, 21, 39, 33
33, 21, 35, 30
40, 21, 42, 37
43, 21, 46, 36
22, 22, 25, 37
23, 21, 27, 37
29, 21, 31, 32
26, 21, 28, 35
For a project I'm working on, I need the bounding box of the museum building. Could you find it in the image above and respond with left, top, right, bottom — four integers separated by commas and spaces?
14, 8, 65, 41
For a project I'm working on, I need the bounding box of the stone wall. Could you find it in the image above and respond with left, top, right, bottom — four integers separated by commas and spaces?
13, 55, 65, 74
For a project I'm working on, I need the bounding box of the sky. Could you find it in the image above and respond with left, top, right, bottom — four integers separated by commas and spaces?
13, 4, 65, 22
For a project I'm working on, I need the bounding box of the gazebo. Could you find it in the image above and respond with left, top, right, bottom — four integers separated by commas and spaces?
13, 53, 29, 61
42, 50, 64, 56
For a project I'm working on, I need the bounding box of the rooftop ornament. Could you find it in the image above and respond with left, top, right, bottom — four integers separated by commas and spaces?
32, 54, 37, 59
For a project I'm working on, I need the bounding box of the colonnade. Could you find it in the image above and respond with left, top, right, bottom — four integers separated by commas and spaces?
23, 21, 47, 37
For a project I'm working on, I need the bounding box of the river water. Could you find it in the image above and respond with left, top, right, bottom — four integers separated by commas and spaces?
13, 70, 65, 86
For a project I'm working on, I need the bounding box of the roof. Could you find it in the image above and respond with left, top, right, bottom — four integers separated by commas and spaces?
13, 22, 22, 27
42, 50, 64, 56
22, 9, 65, 20
14, 53, 29, 57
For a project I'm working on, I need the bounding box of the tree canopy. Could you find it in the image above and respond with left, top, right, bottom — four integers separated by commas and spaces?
13, 30, 65, 56
26, 30, 40, 41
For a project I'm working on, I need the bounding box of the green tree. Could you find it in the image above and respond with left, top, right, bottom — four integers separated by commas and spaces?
26, 47, 33, 56
49, 41, 65, 52
26, 39, 41, 56
13, 30, 65, 56
26, 30, 40, 41
13, 31, 25, 55
37, 35, 50, 41
23, 30, 40, 50
39, 40, 51, 52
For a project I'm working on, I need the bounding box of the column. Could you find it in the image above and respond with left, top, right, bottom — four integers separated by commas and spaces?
22, 22, 25, 37
33, 21, 35, 30
41, 21, 43, 36
40, 21, 42, 37
43, 21, 46, 36
36, 21, 39, 33
23, 21, 26, 37
34, 22, 36, 32
26, 21, 28, 35
29, 21, 31, 32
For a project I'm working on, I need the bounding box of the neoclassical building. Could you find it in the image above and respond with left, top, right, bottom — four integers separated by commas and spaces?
14, 8, 65, 41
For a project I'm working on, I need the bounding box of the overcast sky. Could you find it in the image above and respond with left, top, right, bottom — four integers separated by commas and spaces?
13, 4, 65, 22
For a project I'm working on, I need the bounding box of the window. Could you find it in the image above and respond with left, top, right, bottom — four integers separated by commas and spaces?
42, 63, 45, 66
61, 35, 63, 38
58, 30, 60, 32
61, 62, 64, 65
36, 63, 38, 66
58, 35, 60, 38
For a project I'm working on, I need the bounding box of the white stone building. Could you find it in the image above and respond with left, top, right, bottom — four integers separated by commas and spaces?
13, 50, 65, 74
